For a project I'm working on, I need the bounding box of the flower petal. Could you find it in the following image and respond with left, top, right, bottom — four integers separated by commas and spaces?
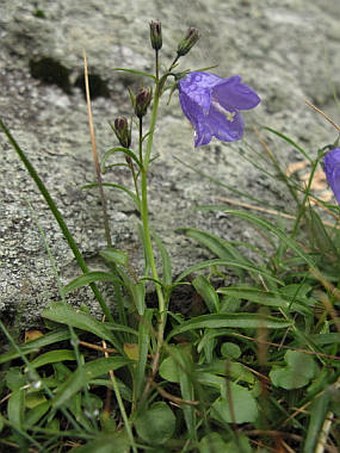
323, 147, 340, 204
207, 107, 244, 142
179, 72, 221, 114
213, 75, 261, 110
179, 90, 212, 146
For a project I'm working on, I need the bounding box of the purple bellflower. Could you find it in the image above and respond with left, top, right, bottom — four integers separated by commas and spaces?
178, 72, 261, 147
323, 147, 340, 204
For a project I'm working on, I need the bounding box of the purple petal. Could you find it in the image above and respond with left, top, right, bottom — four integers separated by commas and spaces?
213, 75, 261, 111
323, 147, 340, 204
179, 72, 222, 91
207, 107, 244, 142
179, 90, 212, 146
194, 120, 213, 147
179, 72, 222, 115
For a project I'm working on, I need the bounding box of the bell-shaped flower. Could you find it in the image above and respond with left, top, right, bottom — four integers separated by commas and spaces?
323, 147, 340, 204
178, 71, 260, 147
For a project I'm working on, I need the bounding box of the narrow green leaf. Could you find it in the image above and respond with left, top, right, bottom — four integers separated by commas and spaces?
264, 126, 312, 162
217, 286, 311, 314
112, 67, 156, 80
100, 247, 129, 267
193, 275, 220, 313
29, 349, 76, 369
303, 391, 331, 453
101, 146, 142, 170
0, 329, 71, 364
63, 271, 117, 294
175, 259, 283, 285
53, 357, 131, 408
134, 309, 153, 402
307, 206, 339, 257
173, 347, 196, 440
42, 302, 137, 348
8, 389, 25, 429
309, 333, 340, 345
154, 233, 172, 286
82, 182, 139, 207
169, 313, 291, 338
131, 281, 146, 316
25, 401, 50, 427
178, 227, 251, 270
199, 208, 316, 268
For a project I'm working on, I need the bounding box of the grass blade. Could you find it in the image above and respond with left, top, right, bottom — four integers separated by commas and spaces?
168, 313, 292, 338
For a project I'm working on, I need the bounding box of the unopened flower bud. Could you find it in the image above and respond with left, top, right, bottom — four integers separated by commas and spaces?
134, 87, 152, 119
149, 20, 162, 51
113, 116, 131, 148
177, 27, 200, 57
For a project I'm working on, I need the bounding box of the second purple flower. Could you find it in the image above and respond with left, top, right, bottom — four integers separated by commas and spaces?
178, 72, 260, 147
323, 147, 340, 204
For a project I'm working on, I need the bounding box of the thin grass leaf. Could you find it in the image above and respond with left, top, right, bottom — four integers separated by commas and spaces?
303, 390, 331, 453
7, 389, 25, 429
0, 329, 71, 364
193, 275, 220, 313
217, 286, 312, 314
130, 281, 146, 316
100, 247, 129, 267
168, 313, 292, 339
264, 126, 312, 162
199, 208, 317, 268
134, 309, 154, 404
0, 119, 112, 321
174, 155, 274, 207
41, 302, 137, 348
154, 233, 172, 286
82, 182, 139, 208
25, 401, 50, 428
175, 259, 283, 285
101, 146, 142, 170
63, 271, 118, 294
178, 227, 251, 278
173, 347, 197, 440
306, 205, 339, 258
52, 356, 131, 408
113, 67, 156, 80
29, 350, 76, 369
309, 333, 340, 345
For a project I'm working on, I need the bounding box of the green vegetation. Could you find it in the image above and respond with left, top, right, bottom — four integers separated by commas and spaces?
0, 21, 339, 453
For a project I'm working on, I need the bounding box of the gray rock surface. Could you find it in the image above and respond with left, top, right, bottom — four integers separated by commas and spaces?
0, 0, 339, 326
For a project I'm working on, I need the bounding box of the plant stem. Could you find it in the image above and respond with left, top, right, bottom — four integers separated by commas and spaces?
144, 81, 161, 170
138, 76, 169, 401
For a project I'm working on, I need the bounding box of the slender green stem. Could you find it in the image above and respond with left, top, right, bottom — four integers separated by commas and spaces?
155, 50, 159, 81
138, 117, 144, 166
0, 119, 113, 322
126, 156, 140, 203
144, 82, 161, 169
138, 71, 171, 402
292, 158, 320, 239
